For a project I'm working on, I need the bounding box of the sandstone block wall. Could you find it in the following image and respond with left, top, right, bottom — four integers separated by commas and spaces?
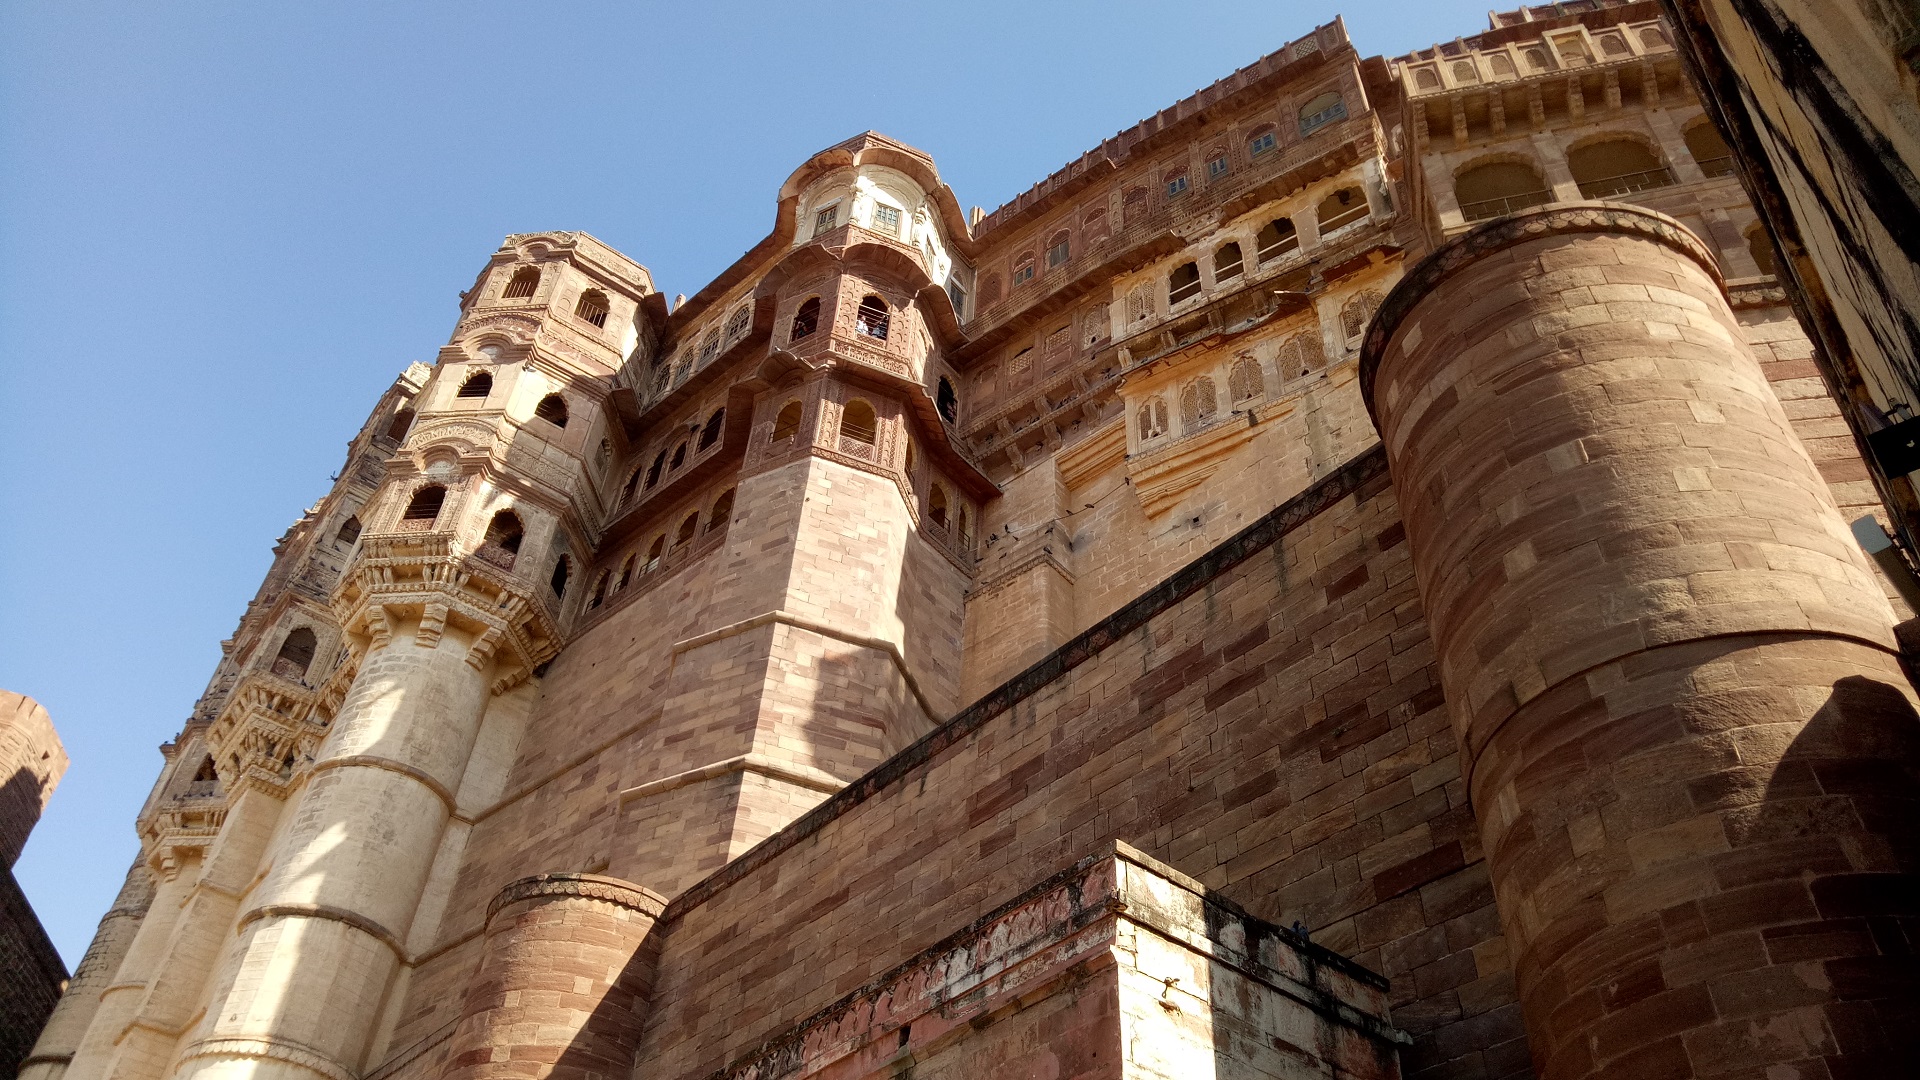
629, 449, 1530, 1080
1364, 204, 1920, 1078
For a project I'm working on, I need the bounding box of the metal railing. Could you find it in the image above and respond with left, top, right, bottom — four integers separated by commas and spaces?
1576, 166, 1677, 199
1317, 203, 1371, 234
1694, 155, 1736, 178
1460, 189, 1554, 222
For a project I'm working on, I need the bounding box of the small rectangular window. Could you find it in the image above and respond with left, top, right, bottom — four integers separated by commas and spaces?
1207, 157, 1229, 180
814, 205, 838, 236
1165, 176, 1189, 198
1012, 263, 1035, 285
1249, 132, 1276, 157
872, 204, 901, 234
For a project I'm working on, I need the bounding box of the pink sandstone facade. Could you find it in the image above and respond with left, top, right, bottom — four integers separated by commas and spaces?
27, 4, 1920, 1079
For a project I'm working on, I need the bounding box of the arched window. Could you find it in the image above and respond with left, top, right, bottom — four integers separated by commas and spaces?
929, 485, 950, 529
1123, 186, 1150, 226
385, 409, 414, 441
1278, 334, 1319, 379
1317, 187, 1369, 233
1640, 27, 1669, 49
856, 295, 891, 339
1568, 139, 1670, 198
699, 330, 720, 365
1083, 206, 1111, 245
1138, 396, 1170, 441
1214, 242, 1244, 282
549, 554, 570, 598
956, 507, 971, 547
1168, 262, 1202, 304
645, 450, 666, 489
503, 266, 540, 299
403, 485, 446, 525
1247, 126, 1278, 158
1126, 284, 1154, 325
535, 393, 569, 428
481, 510, 524, 568
645, 535, 665, 572
1084, 303, 1109, 345
574, 290, 610, 328
1180, 377, 1218, 430
458, 371, 493, 398
708, 488, 735, 531
1415, 67, 1441, 90
978, 273, 1003, 308
1452, 60, 1479, 84
1490, 54, 1515, 77
621, 467, 643, 505
946, 277, 967, 319
336, 515, 362, 545
1599, 34, 1630, 57
699, 408, 725, 449
790, 297, 821, 341
670, 441, 688, 470
1256, 218, 1298, 262
841, 399, 878, 445
673, 513, 699, 551
936, 377, 959, 423
1684, 120, 1735, 177
1524, 47, 1549, 70
1229, 356, 1263, 404
725, 305, 752, 339
274, 628, 317, 680
1341, 290, 1384, 344
1455, 160, 1551, 221
772, 400, 803, 442
617, 553, 637, 590
1298, 91, 1347, 135
1012, 252, 1036, 286
1046, 230, 1071, 268
1747, 225, 1777, 277
589, 572, 609, 610
1164, 169, 1190, 199
193, 756, 218, 783
1205, 152, 1229, 182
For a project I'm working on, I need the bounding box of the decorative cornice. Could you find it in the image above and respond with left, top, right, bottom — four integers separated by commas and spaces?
1358, 202, 1724, 423
174, 1036, 356, 1080
332, 532, 561, 684
485, 872, 667, 928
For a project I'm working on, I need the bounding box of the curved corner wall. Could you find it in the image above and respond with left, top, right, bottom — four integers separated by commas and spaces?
440, 874, 665, 1080
1361, 203, 1920, 1079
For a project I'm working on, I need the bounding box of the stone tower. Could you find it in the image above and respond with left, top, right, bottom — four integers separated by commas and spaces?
29, 4, 1920, 1079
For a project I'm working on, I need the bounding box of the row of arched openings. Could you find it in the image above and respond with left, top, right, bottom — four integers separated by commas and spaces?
1161, 188, 1362, 309
1453, 123, 1736, 222
588, 487, 737, 610
500, 265, 612, 330
622, 408, 727, 507
789, 295, 894, 344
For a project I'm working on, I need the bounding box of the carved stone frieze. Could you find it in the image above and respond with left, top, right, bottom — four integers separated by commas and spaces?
203, 669, 329, 801
333, 532, 562, 688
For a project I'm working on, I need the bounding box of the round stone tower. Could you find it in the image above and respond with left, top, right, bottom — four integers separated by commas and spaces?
1361, 204, 1920, 1079
441, 874, 665, 1080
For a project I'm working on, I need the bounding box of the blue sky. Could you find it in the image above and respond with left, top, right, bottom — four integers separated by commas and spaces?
1, 0, 1495, 966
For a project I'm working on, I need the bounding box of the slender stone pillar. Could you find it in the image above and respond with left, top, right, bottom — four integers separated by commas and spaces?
20, 857, 155, 1080
65, 866, 196, 1080
171, 621, 499, 1080
441, 874, 665, 1080
1360, 204, 1920, 1078
103, 786, 285, 1080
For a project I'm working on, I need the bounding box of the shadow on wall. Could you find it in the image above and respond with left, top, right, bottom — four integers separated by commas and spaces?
0, 762, 52, 868
1753, 672, 1920, 1044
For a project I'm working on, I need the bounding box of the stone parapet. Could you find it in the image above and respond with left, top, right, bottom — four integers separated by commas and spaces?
1363, 201, 1920, 1078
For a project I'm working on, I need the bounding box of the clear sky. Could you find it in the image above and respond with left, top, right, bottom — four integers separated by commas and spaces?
1, 0, 1496, 966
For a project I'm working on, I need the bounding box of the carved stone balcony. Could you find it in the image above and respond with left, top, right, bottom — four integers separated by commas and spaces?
203, 667, 326, 800
334, 530, 561, 692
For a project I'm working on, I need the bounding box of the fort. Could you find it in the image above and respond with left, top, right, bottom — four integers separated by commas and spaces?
24, 3, 1920, 1078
